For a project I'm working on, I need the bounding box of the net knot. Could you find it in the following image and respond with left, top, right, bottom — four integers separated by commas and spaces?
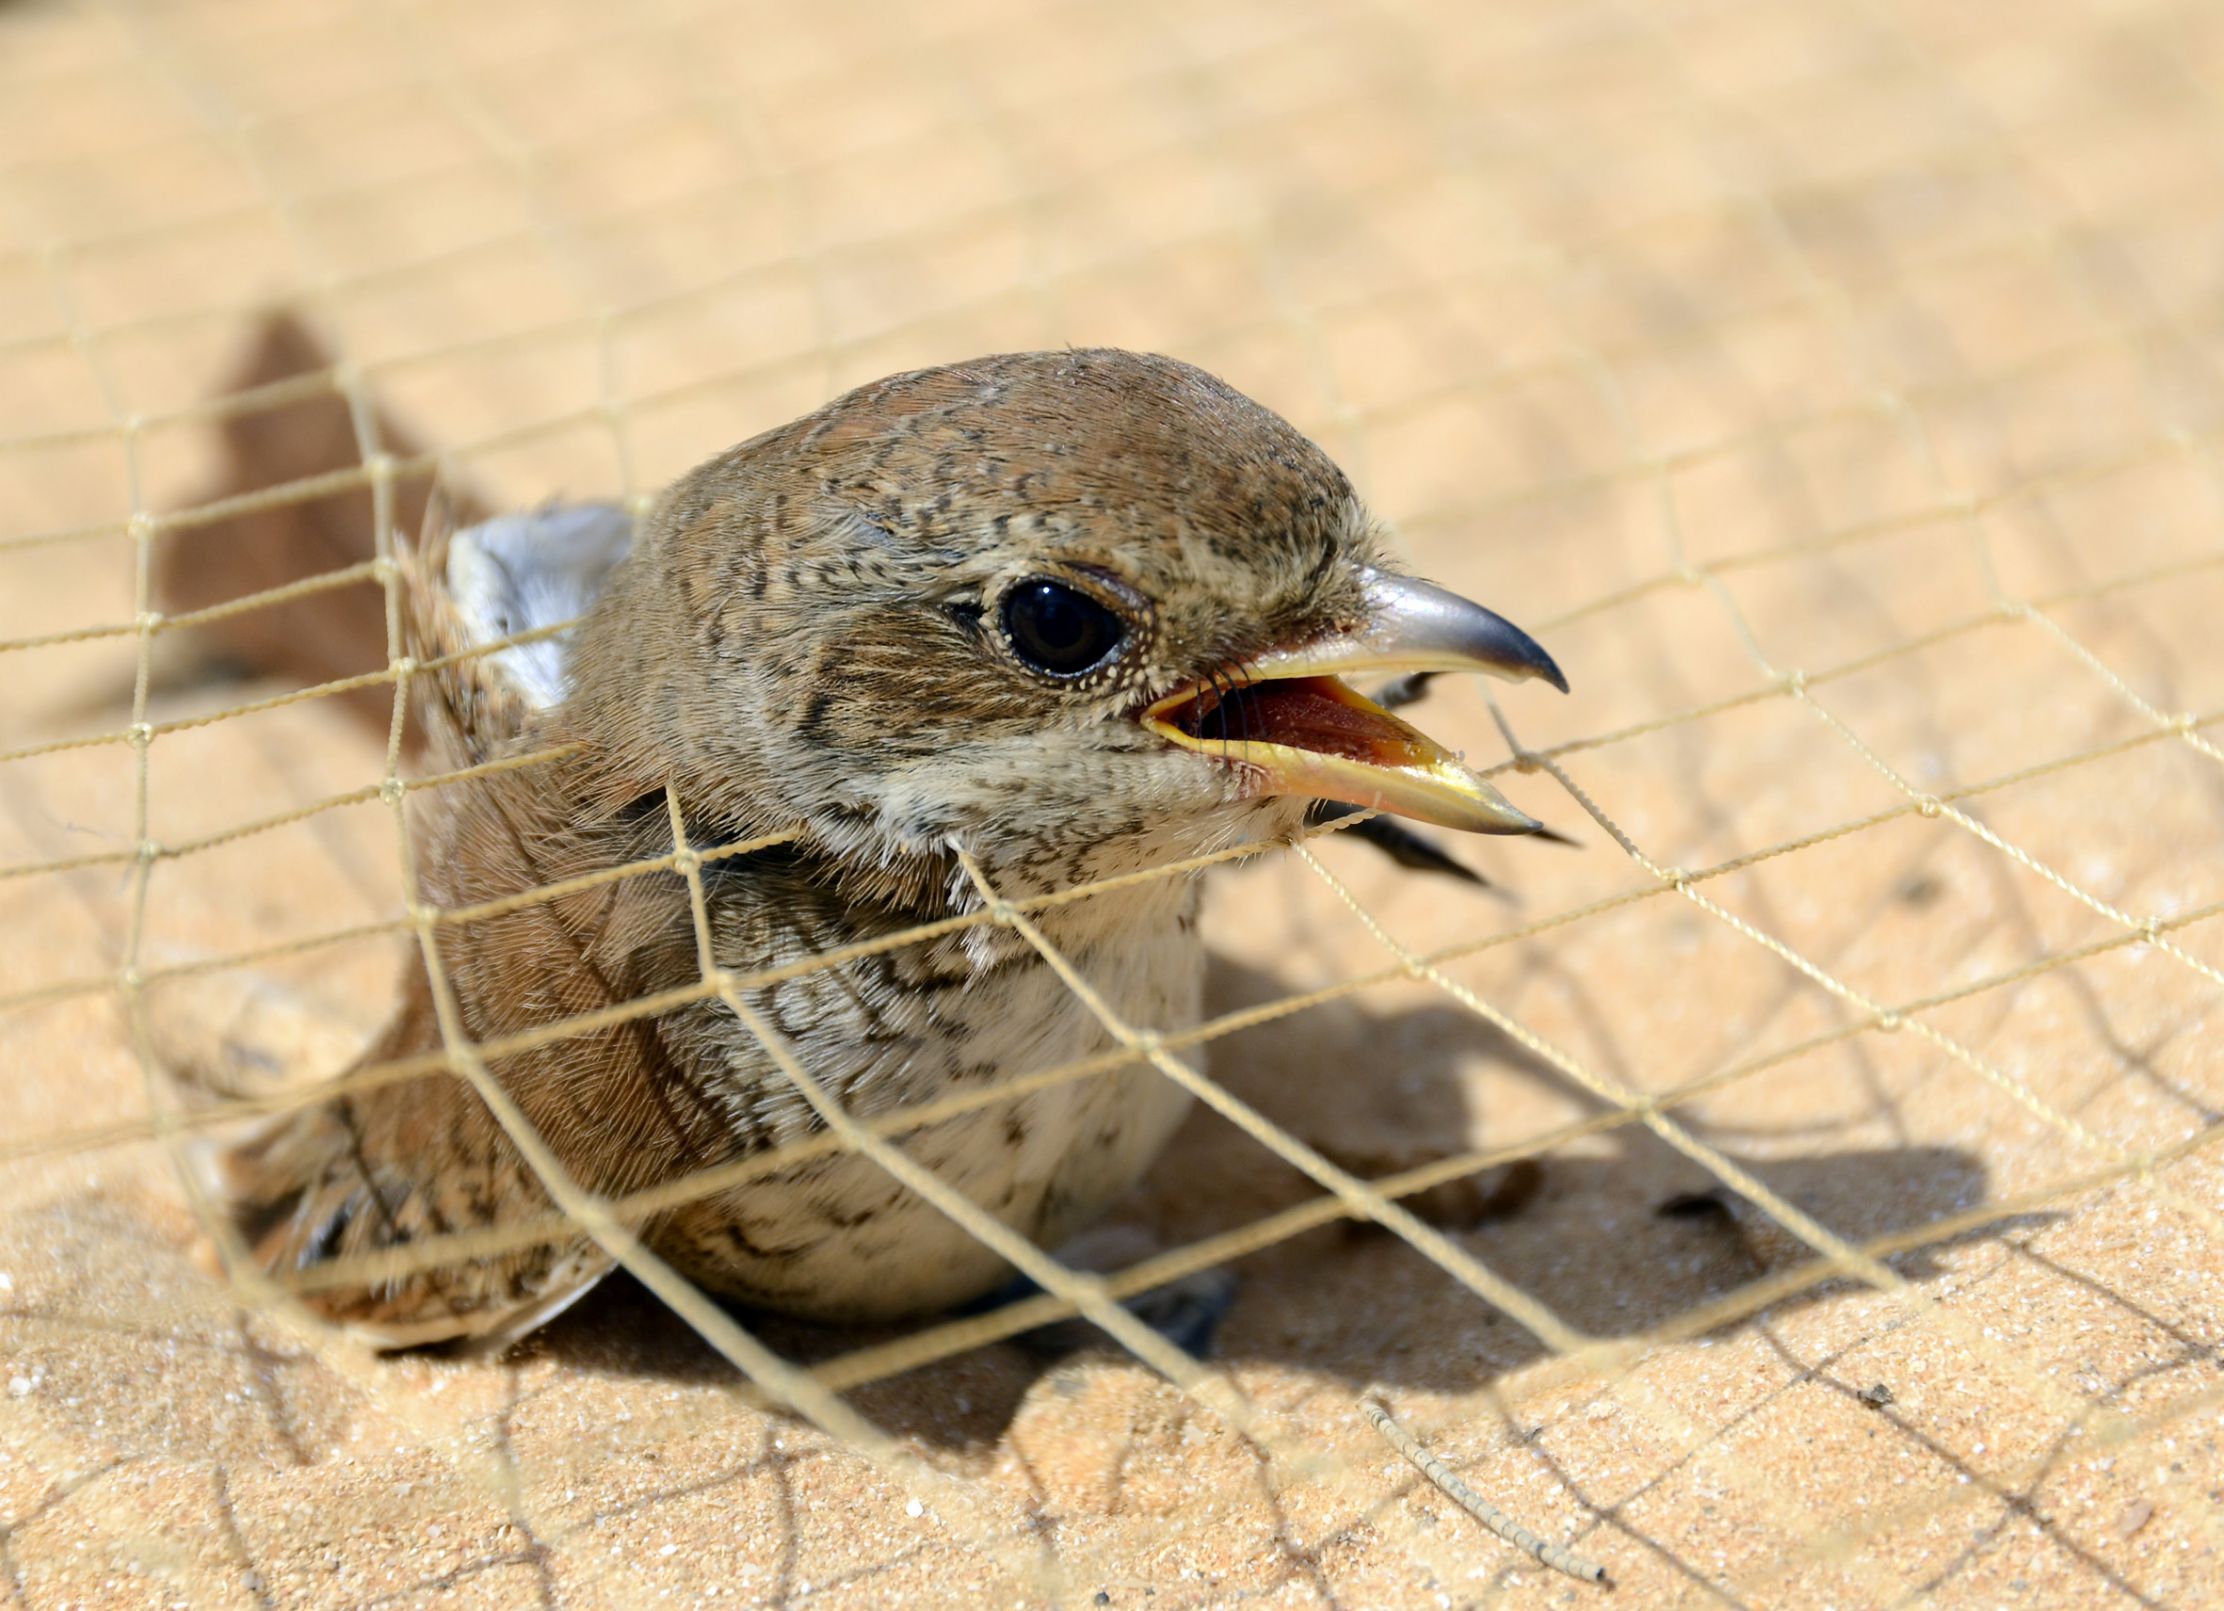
1674, 563, 1706, 588
126, 512, 157, 541
136, 840, 160, 864
1661, 866, 1692, 892
134, 609, 164, 635
1914, 795, 1942, 818
671, 847, 702, 876
1876, 1009, 1903, 1033
1777, 668, 1808, 697
117, 965, 144, 991
2171, 711, 2198, 735
379, 777, 407, 806
389, 655, 417, 680
1131, 1029, 1166, 1058
2137, 917, 2163, 945
364, 451, 397, 485
126, 721, 153, 748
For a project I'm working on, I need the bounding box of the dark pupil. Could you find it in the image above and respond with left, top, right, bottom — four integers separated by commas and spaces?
1002, 579, 1123, 677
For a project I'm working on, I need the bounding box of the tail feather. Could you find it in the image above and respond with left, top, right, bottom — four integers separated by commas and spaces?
152, 963, 611, 1351
205, 1094, 612, 1351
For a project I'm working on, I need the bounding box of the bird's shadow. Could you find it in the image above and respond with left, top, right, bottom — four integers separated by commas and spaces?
525, 955, 2024, 1447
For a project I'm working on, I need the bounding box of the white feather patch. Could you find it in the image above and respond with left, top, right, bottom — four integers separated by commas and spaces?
443, 504, 633, 709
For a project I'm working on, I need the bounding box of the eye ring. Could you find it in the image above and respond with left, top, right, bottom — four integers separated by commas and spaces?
998, 576, 1129, 679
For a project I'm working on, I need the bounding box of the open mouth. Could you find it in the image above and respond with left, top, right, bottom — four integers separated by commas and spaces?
1143, 671, 1545, 834
1157, 674, 1437, 767
1135, 568, 1567, 836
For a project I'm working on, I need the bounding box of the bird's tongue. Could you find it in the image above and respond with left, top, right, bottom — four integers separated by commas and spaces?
1158, 673, 1539, 832
1183, 676, 1436, 768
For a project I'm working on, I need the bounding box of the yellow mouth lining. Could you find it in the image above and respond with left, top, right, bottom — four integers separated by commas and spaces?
1144, 673, 1438, 767
1140, 670, 1544, 835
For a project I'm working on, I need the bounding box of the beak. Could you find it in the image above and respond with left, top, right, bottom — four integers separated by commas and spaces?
1142, 568, 1567, 835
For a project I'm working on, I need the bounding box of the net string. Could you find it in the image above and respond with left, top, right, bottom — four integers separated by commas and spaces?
942, 848, 1619, 1587
1306, 822, 2188, 1600
4, 0, 2224, 1593
17, 0, 2224, 1343
1572, 1, 2224, 1580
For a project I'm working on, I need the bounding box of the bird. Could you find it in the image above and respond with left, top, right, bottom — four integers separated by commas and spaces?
197, 348, 1567, 1351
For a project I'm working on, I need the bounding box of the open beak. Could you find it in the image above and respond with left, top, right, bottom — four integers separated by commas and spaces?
1142, 568, 1566, 834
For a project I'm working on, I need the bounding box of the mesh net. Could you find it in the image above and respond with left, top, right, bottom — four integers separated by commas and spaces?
4, 0, 2223, 1604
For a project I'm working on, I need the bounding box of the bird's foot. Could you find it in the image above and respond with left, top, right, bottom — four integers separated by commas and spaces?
989, 1224, 1239, 1361
1319, 1149, 1545, 1233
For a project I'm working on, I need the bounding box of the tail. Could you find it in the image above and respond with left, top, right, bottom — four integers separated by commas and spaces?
153, 966, 610, 1351
205, 1090, 612, 1352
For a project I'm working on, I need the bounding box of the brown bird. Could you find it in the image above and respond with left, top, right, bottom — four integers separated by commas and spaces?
201, 349, 1566, 1350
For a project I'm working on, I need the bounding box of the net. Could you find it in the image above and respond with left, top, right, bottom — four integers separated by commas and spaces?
3, 0, 2221, 1604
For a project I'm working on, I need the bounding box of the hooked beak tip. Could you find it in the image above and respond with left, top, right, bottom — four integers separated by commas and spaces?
1139, 567, 1568, 836
1356, 567, 1568, 694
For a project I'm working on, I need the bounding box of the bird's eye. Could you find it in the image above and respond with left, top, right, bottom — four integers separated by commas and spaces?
1000, 578, 1126, 678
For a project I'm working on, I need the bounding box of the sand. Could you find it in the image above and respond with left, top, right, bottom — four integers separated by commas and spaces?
3, 0, 2221, 1605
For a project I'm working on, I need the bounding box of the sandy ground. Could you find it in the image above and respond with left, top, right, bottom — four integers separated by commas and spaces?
3, 0, 2223, 1605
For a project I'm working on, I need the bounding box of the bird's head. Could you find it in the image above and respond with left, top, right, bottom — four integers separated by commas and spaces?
565, 350, 1565, 889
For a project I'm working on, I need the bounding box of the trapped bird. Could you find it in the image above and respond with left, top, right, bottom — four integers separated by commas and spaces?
200, 349, 1567, 1349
